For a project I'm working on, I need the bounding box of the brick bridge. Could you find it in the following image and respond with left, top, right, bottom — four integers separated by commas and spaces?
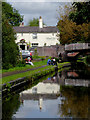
65, 43, 90, 58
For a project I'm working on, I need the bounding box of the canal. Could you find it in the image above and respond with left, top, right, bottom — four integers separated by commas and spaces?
2, 63, 90, 119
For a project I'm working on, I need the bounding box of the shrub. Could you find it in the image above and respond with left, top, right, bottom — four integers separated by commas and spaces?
16, 60, 26, 67
33, 55, 40, 59
40, 56, 45, 61
2, 63, 13, 70
55, 57, 59, 63
85, 55, 90, 65
34, 48, 38, 56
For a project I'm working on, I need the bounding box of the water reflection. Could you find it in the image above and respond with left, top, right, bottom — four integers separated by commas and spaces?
59, 67, 90, 87
19, 75, 60, 113
20, 82, 60, 94
2, 65, 90, 119
59, 86, 90, 118
2, 94, 20, 120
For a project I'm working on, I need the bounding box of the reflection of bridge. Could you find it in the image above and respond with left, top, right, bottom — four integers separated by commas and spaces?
59, 76, 90, 87
65, 79, 90, 87
65, 43, 90, 58
59, 70, 90, 87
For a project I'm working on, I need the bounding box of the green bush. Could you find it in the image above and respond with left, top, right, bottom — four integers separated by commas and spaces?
33, 55, 45, 60
55, 57, 59, 63
2, 63, 13, 70
40, 56, 45, 60
34, 48, 38, 56
85, 55, 90, 65
33, 55, 40, 59
16, 60, 26, 67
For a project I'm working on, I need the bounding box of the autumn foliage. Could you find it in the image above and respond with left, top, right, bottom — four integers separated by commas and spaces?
57, 2, 90, 45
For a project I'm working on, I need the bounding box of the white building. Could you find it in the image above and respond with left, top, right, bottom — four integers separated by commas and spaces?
13, 16, 60, 50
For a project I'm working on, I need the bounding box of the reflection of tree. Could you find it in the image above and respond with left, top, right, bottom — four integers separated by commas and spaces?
2, 94, 20, 120
58, 86, 89, 118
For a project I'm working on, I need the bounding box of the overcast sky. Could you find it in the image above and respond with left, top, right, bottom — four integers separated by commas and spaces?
7, 1, 71, 26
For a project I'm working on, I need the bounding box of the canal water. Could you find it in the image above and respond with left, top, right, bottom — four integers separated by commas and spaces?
2, 63, 90, 119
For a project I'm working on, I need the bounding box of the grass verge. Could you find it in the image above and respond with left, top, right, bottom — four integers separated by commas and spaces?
2, 65, 54, 84
2, 59, 48, 73
2, 62, 70, 85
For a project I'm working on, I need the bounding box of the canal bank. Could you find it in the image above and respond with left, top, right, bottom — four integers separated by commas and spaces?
2, 62, 70, 98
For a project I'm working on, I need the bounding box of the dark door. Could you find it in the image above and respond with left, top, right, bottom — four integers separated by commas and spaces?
20, 45, 25, 50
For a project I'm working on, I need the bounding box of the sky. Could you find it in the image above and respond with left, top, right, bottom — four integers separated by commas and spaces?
7, 1, 72, 26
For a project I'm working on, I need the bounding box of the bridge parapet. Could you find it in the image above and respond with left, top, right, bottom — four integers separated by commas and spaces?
65, 43, 90, 51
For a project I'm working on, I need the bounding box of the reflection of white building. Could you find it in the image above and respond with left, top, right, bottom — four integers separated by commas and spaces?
13, 16, 60, 50
20, 82, 60, 110
39, 97, 43, 110
21, 82, 60, 94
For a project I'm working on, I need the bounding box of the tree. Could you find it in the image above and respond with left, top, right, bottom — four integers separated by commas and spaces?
2, 2, 24, 69
57, 5, 77, 44
75, 23, 90, 43
69, 2, 90, 25
29, 18, 39, 26
2, 2, 23, 26
2, 14, 19, 69
28, 17, 46, 26
58, 20, 90, 44
0, 2, 2, 69
57, 19, 77, 44
57, 3, 90, 44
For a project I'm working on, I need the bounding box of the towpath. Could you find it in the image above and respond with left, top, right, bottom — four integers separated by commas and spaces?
2, 65, 47, 77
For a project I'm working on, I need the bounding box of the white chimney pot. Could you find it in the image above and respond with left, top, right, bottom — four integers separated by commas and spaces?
39, 16, 43, 28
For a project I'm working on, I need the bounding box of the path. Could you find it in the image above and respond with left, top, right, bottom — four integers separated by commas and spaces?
2, 65, 47, 77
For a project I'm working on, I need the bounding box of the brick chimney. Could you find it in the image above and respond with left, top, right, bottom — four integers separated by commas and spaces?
39, 16, 43, 28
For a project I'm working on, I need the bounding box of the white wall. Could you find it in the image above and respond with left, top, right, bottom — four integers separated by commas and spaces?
15, 32, 60, 48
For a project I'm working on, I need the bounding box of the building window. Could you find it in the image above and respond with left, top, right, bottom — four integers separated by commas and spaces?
32, 43, 38, 47
32, 33, 37, 39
